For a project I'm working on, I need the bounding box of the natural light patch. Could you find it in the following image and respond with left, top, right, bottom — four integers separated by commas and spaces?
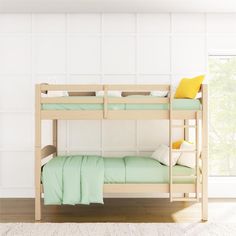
209, 56, 236, 176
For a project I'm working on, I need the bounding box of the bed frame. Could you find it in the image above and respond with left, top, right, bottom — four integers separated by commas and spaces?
35, 84, 208, 221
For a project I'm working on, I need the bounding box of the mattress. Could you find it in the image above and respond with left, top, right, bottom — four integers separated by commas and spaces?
104, 156, 195, 184
42, 155, 195, 184
42, 97, 201, 111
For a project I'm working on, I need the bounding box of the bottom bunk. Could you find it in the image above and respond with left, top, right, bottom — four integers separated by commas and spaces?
42, 155, 197, 205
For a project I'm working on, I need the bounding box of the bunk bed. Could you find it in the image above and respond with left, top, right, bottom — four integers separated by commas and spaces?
35, 84, 208, 221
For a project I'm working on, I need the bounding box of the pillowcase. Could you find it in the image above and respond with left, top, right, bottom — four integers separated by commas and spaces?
174, 75, 205, 99
150, 91, 169, 97
96, 91, 122, 97
151, 144, 181, 167
177, 141, 196, 168
172, 139, 184, 149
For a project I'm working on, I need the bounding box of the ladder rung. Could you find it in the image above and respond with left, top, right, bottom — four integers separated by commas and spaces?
173, 175, 197, 179
172, 197, 198, 202
171, 125, 196, 128
171, 149, 197, 153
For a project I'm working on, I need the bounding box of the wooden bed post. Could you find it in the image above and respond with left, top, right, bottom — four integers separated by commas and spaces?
35, 84, 42, 221
52, 120, 58, 157
184, 119, 190, 198
201, 84, 208, 221
184, 120, 189, 140
169, 85, 173, 202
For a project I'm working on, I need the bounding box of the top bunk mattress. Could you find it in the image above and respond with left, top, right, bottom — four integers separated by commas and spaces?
42, 97, 201, 111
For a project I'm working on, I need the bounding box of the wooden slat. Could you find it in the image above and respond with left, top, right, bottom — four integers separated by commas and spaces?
41, 110, 201, 120
108, 97, 169, 104
172, 111, 202, 119
107, 84, 170, 91
107, 110, 169, 119
173, 124, 196, 128
40, 84, 103, 92
41, 110, 103, 120
102, 184, 200, 194
41, 145, 57, 159
41, 97, 103, 104
172, 175, 197, 179
40, 84, 170, 92
171, 149, 197, 153
172, 198, 199, 202
40, 183, 201, 194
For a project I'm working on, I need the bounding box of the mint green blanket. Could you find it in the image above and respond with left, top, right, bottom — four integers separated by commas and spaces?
42, 155, 104, 205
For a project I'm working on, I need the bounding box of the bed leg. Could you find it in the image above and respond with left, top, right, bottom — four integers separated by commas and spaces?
35, 84, 42, 221
201, 149, 208, 221
35, 186, 41, 221
35, 146, 41, 221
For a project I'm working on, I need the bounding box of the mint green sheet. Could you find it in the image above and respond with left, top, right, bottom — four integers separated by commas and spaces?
42, 155, 194, 205
104, 156, 194, 184
42, 97, 201, 110
42, 155, 104, 205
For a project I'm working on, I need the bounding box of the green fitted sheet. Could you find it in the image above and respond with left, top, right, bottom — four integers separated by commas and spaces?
42, 97, 201, 111
104, 156, 194, 184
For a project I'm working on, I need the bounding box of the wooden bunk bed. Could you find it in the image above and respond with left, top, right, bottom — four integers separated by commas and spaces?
35, 84, 208, 221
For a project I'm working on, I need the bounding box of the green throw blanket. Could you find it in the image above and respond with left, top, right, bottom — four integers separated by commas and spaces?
42, 155, 104, 205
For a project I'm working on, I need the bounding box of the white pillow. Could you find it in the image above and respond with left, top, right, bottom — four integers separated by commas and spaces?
150, 91, 169, 97
151, 144, 181, 167
177, 141, 196, 168
96, 91, 122, 97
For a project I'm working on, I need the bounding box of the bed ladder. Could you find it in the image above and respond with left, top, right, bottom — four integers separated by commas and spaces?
169, 92, 200, 202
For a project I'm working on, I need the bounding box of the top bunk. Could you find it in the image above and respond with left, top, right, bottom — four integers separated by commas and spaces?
36, 84, 207, 120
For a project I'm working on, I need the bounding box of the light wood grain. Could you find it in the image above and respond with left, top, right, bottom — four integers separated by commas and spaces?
52, 120, 57, 157
35, 83, 208, 221
201, 84, 208, 221
35, 84, 42, 221
169, 86, 173, 202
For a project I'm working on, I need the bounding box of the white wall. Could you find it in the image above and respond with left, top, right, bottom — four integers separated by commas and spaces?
1, 13, 236, 197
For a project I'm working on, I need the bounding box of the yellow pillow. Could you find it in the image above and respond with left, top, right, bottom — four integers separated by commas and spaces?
172, 140, 184, 149
172, 139, 193, 149
174, 75, 205, 99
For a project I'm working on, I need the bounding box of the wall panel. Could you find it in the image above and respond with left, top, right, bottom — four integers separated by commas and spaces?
0, 12, 226, 197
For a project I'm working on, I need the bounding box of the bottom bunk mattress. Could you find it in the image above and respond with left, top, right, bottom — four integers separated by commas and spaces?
103, 156, 194, 184
42, 155, 194, 205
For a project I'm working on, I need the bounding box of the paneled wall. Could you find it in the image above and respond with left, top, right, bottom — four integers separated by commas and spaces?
0, 13, 236, 197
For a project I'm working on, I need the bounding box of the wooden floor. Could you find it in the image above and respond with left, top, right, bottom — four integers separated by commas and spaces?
1, 198, 236, 223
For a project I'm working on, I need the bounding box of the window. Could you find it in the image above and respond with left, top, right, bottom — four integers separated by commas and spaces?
209, 55, 236, 176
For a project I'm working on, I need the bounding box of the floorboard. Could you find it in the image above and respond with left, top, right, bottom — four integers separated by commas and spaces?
1, 198, 236, 223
